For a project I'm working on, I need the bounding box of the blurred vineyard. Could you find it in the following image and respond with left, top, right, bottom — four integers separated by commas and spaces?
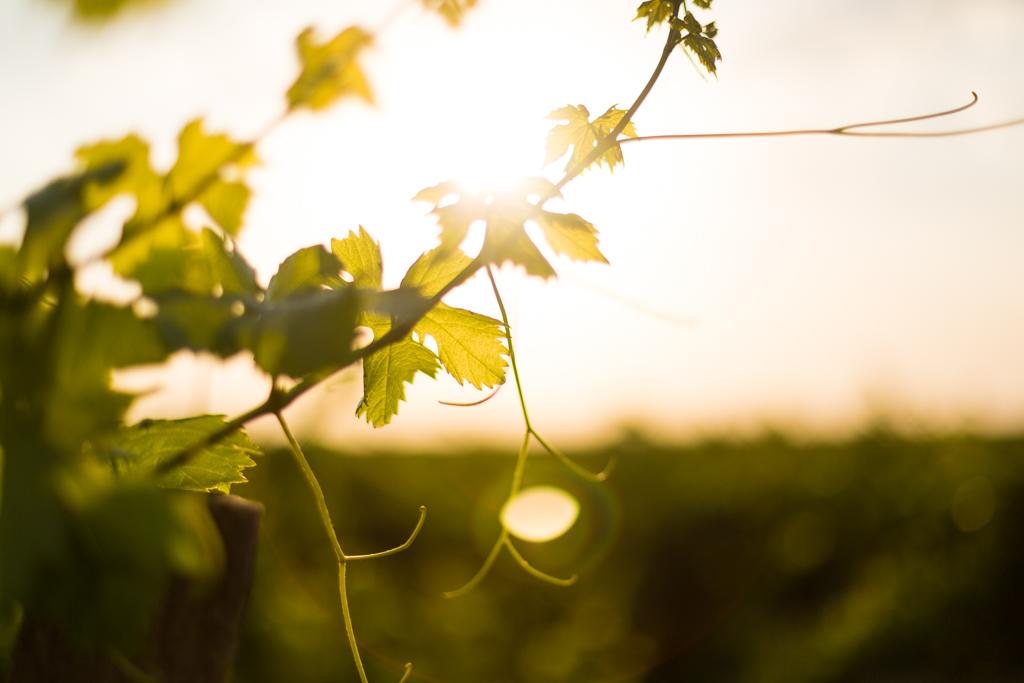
232, 430, 1024, 682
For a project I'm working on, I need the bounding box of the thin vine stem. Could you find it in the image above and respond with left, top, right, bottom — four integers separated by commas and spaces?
443, 268, 609, 597
486, 266, 532, 431
486, 266, 612, 482
619, 92, 1024, 144
275, 411, 367, 683
274, 410, 426, 683
438, 384, 502, 407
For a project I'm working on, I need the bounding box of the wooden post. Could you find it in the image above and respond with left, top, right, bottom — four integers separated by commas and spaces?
9, 494, 262, 683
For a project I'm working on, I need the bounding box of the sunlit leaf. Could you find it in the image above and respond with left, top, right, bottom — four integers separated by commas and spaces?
75, 135, 161, 217
71, 0, 157, 20
400, 250, 506, 386
675, 12, 721, 75
357, 335, 439, 427
634, 0, 675, 32
414, 181, 596, 278
16, 162, 125, 279
482, 217, 556, 278
422, 0, 479, 27
199, 179, 250, 237
534, 211, 608, 264
545, 104, 638, 174
111, 220, 256, 297
266, 245, 343, 301
151, 294, 240, 355
400, 246, 474, 298
238, 287, 362, 378
199, 228, 259, 296
501, 486, 580, 543
288, 26, 374, 111
168, 119, 252, 202
416, 304, 507, 389
104, 416, 261, 494
44, 299, 166, 452
331, 226, 383, 289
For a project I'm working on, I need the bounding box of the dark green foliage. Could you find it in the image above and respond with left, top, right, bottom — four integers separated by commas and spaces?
236, 434, 1024, 683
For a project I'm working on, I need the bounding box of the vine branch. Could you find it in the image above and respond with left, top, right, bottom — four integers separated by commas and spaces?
275, 410, 425, 683
619, 91, 1024, 144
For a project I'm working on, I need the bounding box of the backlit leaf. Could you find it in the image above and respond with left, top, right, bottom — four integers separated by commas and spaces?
415, 305, 506, 389
199, 228, 259, 296
44, 299, 167, 452
111, 220, 257, 297
288, 26, 374, 111
357, 334, 439, 427
331, 227, 383, 289
168, 119, 252, 202
104, 416, 261, 494
16, 162, 125, 279
238, 287, 362, 378
422, 0, 478, 27
545, 104, 638, 174
400, 246, 474, 298
199, 179, 250, 236
266, 245, 343, 301
401, 248, 507, 388
75, 135, 161, 218
634, 0, 675, 32
414, 181, 590, 278
677, 12, 721, 75
534, 211, 608, 264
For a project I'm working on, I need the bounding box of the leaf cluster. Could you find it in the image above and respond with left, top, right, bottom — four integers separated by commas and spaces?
634, 0, 721, 75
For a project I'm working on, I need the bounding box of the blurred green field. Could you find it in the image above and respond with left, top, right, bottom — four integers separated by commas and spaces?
234, 431, 1024, 683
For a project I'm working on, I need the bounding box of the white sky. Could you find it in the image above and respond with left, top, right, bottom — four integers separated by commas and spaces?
1, 0, 1022, 449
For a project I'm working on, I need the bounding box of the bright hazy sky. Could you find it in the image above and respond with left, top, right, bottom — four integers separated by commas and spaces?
1, 0, 1022, 448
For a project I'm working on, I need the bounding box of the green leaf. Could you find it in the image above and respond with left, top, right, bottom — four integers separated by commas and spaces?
71, 0, 155, 20
357, 335, 439, 427
0, 245, 18, 293
331, 226, 382, 289
401, 248, 507, 388
109, 218, 199, 295
422, 0, 478, 27
414, 181, 598, 278
415, 305, 506, 389
534, 211, 608, 264
199, 179, 250, 236
401, 246, 474, 298
44, 299, 167, 453
238, 287, 362, 378
75, 134, 161, 217
168, 119, 252, 202
545, 104, 638, 174
104, 416, 262, 494
676, 12, 721, 75
199, 228, 260, 296
287, 26, 374, 111
16, 163, 124, 279
266, 245, 343, 301
634, 0, 675, 32
151, 294, 241, 355
482, 221, 556, 278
